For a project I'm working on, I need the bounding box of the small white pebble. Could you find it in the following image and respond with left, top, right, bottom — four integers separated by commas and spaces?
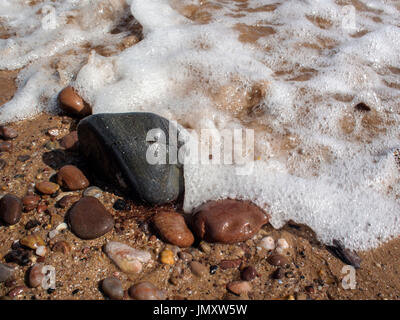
47, 128, 60, 137
259, 236, 275, 250
36, 246, 47, 257
48, 229, 59, 239
276, 238, 289, 254
56, 222, 68, 231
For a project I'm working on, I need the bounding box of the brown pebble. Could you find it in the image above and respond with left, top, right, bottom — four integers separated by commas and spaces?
267, 254, 289, 267
0, 194, 23, 225
128, 282, 166, 300
69, 196, 114, 239
35, 182, 60, 195
226, 281, 252, 295
57, 165, 89, 191
57, 195, 80, 209
20, 234, 45, 250
22, 195, 40, 212
36, 203, 47, 213
0, 126, 18, 140
190, 261, 208, 278
102, 277, 124, 300
305, 285, 315, 294
191, 199, 269, 243
241, 266, 258, 281
0, 141, 12, 152
178, 251, 192, 262
59, 131, 79, 151
28, 263, 45, 288
58, 86, 91, 118
153, 211, 194, 247
272, 267, 285, 280
52, 241, 71, 254
8, 285, 27, 298
219, 259, 242, 270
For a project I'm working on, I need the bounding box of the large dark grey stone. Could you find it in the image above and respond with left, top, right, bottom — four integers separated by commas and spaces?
77, 113, 183, 205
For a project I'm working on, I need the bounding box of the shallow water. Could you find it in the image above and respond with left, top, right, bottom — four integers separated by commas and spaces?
1, 0, 400, 250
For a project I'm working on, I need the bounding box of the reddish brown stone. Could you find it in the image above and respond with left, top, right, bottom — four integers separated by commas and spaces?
219, 259, 242, 270
0, 194, 23, 225
267, 254, 290, 267
57, 165, 89, 191
0, 126, 18, 140
58, 86, 91, 118
191, 199, 269, 244
22, 195, 40, 212
69, 197, 114, 239
153, 211, 194, 247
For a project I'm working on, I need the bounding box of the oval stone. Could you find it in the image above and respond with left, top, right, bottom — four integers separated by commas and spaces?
69, 197, 114, 239
128, 282, 166, 300
102, 277, 124, 300
153, 211, 194, 247
191, 199, 269, 243
0, 126, 18, 140
35, 182, 60, 195
77, 113, 183, 205
104, 241, 151, 274
57, 165, 89, 191
58, 87, 91, 118
267, 254, 289, 267
0, 194, 23, 225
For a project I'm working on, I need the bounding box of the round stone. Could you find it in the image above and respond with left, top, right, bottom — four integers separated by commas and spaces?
0, 126, 18, 140
190, 261, 208, 278
153, 211, 194, 247
241, 266, 258, 281
267, 254, 290, 267
192, 199, 269, 243
102, 277, 124, 300
0, 194, 23, 225
57, 165, 89, 191
22, 195, 40, 212
58, 86, 91, 117
128, 282, 166, 300
69, 197, 114, 239
35, 182, 60, 195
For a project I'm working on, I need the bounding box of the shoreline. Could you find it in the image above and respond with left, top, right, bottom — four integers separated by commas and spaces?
1, 72, 400, 300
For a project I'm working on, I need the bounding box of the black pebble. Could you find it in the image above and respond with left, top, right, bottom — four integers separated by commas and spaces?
25, 219, 40, 230
113, 199, 130, 211
5, 249, 31, 266
210, 265, 218, 275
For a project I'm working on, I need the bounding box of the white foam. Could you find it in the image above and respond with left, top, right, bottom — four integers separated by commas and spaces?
1, 0, 400, 250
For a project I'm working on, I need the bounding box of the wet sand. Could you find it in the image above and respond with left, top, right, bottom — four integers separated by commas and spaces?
1, 72, 400, 300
